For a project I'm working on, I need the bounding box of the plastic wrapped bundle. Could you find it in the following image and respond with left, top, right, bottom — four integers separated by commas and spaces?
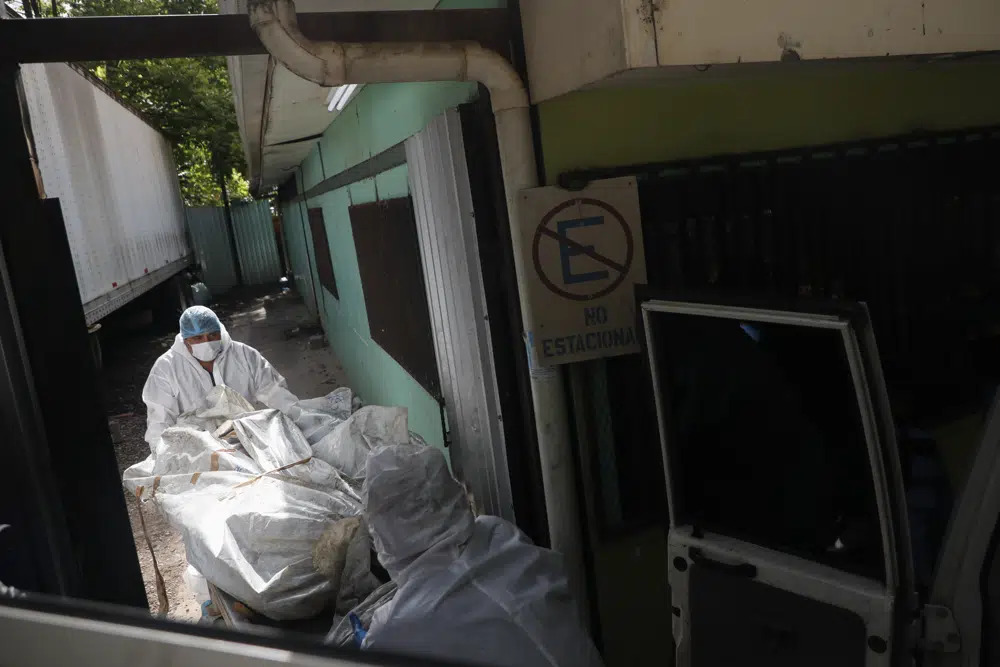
289, 387, 355, 444
123, 386, 376, 620
311, 406, 409, 480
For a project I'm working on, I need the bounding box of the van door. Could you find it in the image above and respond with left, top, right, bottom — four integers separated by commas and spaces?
923, 389, 1000, 667
640, 297, 917, 667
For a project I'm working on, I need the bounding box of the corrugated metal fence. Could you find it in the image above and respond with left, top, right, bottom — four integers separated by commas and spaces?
231, 200, 283, 285
185, 206, 237, 294
185, 201, 282, 294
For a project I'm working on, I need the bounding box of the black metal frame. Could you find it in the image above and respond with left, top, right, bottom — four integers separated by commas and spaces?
458, 95, 550, 548
0, 7, 516, 605
306, 207, 338, 300
0, 10, 510, 62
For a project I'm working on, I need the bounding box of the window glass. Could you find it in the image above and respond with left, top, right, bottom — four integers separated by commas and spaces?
349, 198, 440, 397
307, 208, 338, 299
648, 311, 885, 580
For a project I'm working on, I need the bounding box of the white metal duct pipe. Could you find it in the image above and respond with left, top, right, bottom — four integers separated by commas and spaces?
248, 0, 589, 610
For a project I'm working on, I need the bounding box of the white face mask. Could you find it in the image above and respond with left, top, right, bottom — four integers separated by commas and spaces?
190, 340, 223, 362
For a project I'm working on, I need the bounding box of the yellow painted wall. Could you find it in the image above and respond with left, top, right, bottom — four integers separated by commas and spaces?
538, 62, 1000, 183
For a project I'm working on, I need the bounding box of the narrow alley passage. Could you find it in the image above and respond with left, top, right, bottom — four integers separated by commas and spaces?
100, 287, 347, 620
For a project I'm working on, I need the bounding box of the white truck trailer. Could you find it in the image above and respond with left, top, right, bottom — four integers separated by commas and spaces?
17, 60, 192, 327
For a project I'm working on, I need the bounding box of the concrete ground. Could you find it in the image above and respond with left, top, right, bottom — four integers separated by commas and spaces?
102, 286, 346, 622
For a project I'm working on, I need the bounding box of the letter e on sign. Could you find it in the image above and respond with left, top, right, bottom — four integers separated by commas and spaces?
517, 177, 646, 367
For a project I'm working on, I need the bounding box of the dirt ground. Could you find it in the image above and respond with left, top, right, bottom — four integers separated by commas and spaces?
101, 286, 347, 622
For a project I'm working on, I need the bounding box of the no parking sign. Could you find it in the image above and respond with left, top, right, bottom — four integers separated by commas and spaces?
518, 177, 646, 367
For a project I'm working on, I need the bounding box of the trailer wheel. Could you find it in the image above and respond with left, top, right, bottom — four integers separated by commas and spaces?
153, 276, 190, 329
88, 323, 103, 372
179, 275, 194, 310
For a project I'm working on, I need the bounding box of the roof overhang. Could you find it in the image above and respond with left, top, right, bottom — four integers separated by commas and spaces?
222, 0, 439, 192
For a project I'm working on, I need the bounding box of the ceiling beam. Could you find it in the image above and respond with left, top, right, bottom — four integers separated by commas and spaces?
0, 9, 511, 63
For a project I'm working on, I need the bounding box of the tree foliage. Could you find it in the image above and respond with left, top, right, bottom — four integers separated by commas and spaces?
64, 0, 249, 206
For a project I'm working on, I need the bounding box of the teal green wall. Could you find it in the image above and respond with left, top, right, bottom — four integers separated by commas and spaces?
283, 0, 507, 444
281, 79, 488, 450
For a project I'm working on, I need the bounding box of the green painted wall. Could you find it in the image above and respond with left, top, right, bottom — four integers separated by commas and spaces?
276, 0, 504, 448
281, 79, 490, 450
538, 62, 1000, 183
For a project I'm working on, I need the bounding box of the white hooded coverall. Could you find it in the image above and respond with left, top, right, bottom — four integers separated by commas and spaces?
142, 323, 298, 451
361, 443, 605, 667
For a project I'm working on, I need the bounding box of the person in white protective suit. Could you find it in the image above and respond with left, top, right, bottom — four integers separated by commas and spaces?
361, 442, 605, 667
141, 306, 299, 452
